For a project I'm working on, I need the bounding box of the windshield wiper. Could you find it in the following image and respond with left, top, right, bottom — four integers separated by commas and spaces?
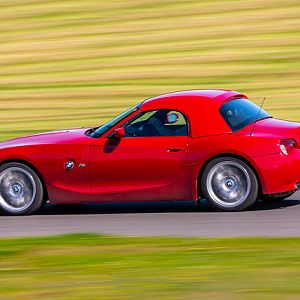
85, 128, 99, 138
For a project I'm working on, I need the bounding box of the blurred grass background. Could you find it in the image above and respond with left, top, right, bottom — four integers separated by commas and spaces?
0, 0, 299, 140
1, 234, 300, 299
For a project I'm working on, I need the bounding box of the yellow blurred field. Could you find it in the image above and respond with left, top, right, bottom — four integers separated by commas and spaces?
0, 0, 299, 140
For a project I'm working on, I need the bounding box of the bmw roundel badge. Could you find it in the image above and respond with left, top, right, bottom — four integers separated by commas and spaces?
65, 160, 75, 171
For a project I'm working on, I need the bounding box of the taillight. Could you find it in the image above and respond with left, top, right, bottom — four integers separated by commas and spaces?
279, 139, 298, 155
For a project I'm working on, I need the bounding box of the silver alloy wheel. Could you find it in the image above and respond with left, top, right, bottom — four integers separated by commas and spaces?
206, 161, 251, 208
0, 167, 36, 214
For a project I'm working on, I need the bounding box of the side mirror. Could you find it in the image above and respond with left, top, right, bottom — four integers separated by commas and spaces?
114, 127, 125, 139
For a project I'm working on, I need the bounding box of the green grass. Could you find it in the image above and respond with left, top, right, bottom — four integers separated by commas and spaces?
0, 0, 299, 140
0, 234, 300, 299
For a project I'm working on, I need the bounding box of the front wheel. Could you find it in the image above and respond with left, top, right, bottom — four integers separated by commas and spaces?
0, 162, 44, 216
201, 157, 258, 211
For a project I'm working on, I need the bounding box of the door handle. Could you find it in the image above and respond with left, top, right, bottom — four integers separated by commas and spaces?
167, 147, 185, 152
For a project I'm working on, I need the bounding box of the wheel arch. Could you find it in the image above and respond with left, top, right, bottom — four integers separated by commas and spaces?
196, 153, 263, 199
0, 158, 49, 202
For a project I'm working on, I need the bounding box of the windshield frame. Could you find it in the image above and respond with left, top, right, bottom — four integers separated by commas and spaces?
91, 104, 140, 138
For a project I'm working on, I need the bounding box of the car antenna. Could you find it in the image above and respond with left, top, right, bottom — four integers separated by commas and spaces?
250, 97, 266, 137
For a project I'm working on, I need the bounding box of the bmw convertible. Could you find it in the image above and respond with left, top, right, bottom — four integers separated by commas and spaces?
1, 89, 300, 215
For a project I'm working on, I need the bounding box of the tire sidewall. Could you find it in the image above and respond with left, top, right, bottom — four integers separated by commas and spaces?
201, 157, 258, 211
262, 191, 295, 202
0, 162, 44, 216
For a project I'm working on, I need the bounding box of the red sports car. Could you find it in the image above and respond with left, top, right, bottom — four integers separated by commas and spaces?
0, 89, 299, 215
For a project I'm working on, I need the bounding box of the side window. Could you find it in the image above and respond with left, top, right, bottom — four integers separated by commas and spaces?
124, 109, 188, 137
130, 110, 157, 125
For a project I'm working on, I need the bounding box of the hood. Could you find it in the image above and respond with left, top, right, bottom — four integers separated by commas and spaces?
253, 118, 300, 140
0, 128, 89, 149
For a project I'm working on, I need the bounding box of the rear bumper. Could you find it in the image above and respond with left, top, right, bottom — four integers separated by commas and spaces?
252, 150, 300, 195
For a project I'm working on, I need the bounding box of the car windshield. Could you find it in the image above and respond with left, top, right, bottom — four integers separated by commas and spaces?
91, 104, 139, 137
220, 98, 271, 132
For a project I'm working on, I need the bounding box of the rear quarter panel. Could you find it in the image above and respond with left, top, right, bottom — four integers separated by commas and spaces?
186, 133, 293, 195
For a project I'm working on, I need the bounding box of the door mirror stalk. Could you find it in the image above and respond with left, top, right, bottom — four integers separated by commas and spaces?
114, 127, 125, 139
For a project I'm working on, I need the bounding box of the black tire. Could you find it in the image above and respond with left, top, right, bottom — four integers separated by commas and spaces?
201, 157, 259, 211
262, 191, 295, 202
0, 162, 44, 216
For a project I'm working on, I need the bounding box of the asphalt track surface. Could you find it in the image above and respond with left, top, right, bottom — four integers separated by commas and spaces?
1, 191, 300, 237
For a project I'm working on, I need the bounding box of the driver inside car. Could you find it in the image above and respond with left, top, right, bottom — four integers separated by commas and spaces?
146, 117, 186, 136
124, 110, 187, 137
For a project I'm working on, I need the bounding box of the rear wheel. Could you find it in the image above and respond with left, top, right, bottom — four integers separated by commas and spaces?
0, 162, 44, 216
201, 157, 258, 211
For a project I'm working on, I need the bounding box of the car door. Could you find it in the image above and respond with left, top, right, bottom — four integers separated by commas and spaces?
89, 109, 189, 200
